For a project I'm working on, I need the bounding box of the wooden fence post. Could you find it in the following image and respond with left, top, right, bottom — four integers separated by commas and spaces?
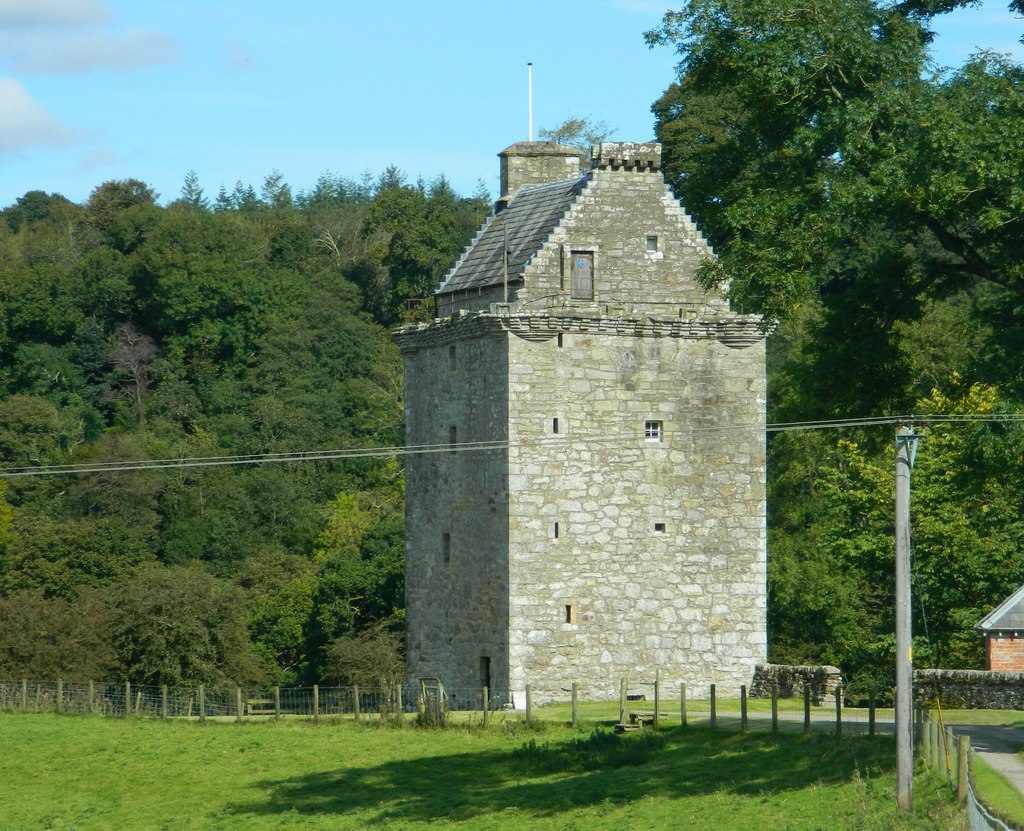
482, 686, 490, 728
198, 685, 206, 723
526, 685, 533, 727
680, 682, 687, 727
161, 685, 168, 719
803, 685, 811, 734
274, 686, 281, 721
654, 668, 660, 727
922, 711, 932, 766
125, 681, 131, 717
135, 690, 142, 715
710, 683, 717, 728
236, 688, 243, 723
868, 692, 875, 737
57, 677, 63, 714
353, 684, 360, 722
957, 735, 969, 801
89, 680, 95, 715
740, 684, 748, 732
618, 678, 626, 726
571, 682, 578, 728
944, 726, 955, 783
834, 686, 842, 741
771, 682, 778, 733
313, 684, 320, 723
20, 679, 27, 712
914, 703, 924, 756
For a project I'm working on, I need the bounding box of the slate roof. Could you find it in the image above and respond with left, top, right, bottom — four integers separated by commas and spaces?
976, 584, 1024, 632
438, 174, 590, 295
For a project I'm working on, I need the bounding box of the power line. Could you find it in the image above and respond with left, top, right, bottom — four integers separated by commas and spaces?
2, 412, 1021, 478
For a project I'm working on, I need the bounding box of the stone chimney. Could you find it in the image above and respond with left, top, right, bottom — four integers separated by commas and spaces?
591, 141, 661, 171
498, 142, 585, 199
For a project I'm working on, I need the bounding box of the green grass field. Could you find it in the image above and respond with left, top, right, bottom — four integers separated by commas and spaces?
0, 712, 966, 830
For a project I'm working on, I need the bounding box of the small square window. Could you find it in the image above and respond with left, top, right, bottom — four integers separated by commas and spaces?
644, 420, 664, 441
654, 522, 666, 533
646, 236, 658, 252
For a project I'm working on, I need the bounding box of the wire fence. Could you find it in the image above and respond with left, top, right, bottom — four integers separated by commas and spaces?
0, 678, 519, 721
919, 708, 1018, 831
0, 676, 893, 737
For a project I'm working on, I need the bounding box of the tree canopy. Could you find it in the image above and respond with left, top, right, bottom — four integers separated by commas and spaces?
0, 167, 488, 686
649, 0, 1024, 693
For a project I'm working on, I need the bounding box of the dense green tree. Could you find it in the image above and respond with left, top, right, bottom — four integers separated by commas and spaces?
647, 0, 1024, 324
105, 564, 266, 687
0, 589, 114, 680
177, 170, 209, 212
538, 116, 616, 156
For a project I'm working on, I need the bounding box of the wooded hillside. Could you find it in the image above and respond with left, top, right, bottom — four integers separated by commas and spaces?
0, 171, 489, 687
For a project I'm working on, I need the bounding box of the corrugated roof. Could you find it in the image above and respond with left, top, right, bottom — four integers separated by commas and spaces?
438, 175, 589, 295
977, 584, 1024, 632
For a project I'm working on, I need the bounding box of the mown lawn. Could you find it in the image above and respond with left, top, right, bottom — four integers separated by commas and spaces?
0, 712, 964, 830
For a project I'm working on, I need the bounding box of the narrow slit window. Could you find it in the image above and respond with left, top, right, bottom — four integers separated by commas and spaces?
644, 420, 664, 441
557, 333, 564, 348
565, 604, 576, 624
552, 521, 560, 539
449, 425, 457, 449
552, 417, 559, 434
448, 344, 456, 371
442, 533, 451, 564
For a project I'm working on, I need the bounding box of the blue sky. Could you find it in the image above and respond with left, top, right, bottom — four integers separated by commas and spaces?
1, 0, 1022, 208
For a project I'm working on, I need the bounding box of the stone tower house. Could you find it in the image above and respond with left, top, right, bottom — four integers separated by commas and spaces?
394, 141, 767, 704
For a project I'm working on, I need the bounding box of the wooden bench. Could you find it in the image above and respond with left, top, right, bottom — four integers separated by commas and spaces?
629, 711, 656, 726
246, 698, 276, 716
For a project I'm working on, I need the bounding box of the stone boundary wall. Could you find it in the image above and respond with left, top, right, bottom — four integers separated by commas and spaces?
749, 663, 843, 705
916, 668, 1024, 710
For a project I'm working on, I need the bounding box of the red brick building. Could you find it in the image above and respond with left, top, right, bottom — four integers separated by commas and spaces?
976, 585, 1024, 671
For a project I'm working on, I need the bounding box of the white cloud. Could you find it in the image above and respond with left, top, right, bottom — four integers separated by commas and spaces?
9, 28, 179, 74
0, 77, 78, 152
0, 0, 108, 28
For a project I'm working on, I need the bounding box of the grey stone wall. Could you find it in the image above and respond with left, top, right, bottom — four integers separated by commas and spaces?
499, 142, 583, 198
401, 325, 512, 694
750, 663, 843, 705
504, 324, 765, 703
916, 668, 1024, 710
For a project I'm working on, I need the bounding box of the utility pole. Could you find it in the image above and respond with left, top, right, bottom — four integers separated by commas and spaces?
895, 425, 918, 812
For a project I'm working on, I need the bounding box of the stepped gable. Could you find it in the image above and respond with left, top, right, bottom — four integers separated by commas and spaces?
437, 175, 588, 295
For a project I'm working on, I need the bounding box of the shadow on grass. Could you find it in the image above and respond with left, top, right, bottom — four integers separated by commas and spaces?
228, 727, 896, 825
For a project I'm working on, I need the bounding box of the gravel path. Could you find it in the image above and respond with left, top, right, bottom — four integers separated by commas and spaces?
951, 723, 1024, 794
